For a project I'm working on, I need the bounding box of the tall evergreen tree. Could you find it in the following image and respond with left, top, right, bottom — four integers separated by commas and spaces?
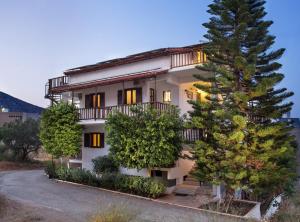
189, 0, 297, 206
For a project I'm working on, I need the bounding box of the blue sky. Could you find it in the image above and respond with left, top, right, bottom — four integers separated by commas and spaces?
0, 0, 299, 117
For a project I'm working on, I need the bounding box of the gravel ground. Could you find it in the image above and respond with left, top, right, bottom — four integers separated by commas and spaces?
0, 170, 248, 222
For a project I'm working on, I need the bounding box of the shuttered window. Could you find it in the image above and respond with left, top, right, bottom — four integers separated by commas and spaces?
84, 133, 104, 148
85, 93, 105, 108
150, 88, 155, 103
118, 88, 142, 105
125, 88, 142, 105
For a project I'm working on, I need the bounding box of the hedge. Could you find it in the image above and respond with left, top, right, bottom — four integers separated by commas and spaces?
45, 164, 165, 198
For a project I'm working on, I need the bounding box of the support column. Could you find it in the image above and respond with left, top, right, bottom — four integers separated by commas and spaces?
154, 76, 157, 103
71, 91, 74, 104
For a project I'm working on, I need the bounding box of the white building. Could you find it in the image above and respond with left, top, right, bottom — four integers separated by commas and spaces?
45, 44, 210, 189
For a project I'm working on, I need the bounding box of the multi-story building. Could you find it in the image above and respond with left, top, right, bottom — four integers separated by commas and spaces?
45, 43, 210, 189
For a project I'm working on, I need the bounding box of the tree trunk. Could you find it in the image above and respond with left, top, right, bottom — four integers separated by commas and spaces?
223, 187, 235, 213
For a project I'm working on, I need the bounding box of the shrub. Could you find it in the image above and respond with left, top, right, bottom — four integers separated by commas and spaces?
92, 156, 118, 174
44, 162, 57, 179
45, 166, 166, 198
70, 168, 99, 186
106, 106, 183, 170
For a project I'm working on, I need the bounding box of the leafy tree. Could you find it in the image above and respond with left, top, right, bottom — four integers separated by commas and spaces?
189, 0, 297, 206
0, 118, 41, 161
106, 106, 183, 169
39, 102, 82, 158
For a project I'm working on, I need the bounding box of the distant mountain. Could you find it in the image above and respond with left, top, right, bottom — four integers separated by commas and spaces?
0, 91, 44, 114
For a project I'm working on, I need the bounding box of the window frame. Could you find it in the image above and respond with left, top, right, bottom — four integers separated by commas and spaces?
163, 90, 171, 103
84, 132, 105, 148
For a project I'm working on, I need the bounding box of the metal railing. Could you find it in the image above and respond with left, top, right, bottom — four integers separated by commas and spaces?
182, 128, 203, 143
171, 50, 207, 68
48, 76, 70, 89
77, 102, 176, 120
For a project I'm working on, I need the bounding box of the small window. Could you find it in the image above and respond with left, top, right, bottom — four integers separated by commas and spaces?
151, 170, 163, 177
150, 88, 155, 103
84, 133, 104, 148
124, 88, 142, 105
163, 91, 171, 103
85, 93, 105, 108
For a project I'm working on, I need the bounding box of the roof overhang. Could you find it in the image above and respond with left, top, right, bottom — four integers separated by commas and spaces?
50, 69, 168, 93
64, 43, 205, 75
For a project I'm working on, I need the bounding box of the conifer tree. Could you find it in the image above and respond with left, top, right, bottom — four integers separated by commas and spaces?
189, 0, 297, 206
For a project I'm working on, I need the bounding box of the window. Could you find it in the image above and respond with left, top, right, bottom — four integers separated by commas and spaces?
85, 93, 105, 108
163, 91, 171, 103
150, 88, 155, 103
84, 133, 104, 148
118, 88, 142, 105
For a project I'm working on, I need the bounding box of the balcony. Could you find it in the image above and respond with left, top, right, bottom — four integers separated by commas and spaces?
182, 128, 203, 143
49, 76, 70, 89
45, 76, 70, 101
77, 102, 176, 120
171, 50, 207, 68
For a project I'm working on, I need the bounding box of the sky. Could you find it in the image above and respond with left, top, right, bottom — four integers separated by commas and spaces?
0, 0, 299, 117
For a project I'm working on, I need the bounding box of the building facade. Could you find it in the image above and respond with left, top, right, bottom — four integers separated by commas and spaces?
45, 44, 210, 188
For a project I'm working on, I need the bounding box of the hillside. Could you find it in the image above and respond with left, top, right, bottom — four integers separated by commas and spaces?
0, 91, 44, 114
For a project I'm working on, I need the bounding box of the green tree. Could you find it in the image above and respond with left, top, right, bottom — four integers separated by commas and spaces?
0, 118, 41, 160
106, 106, 183, 169
39, 102, 82, 158
189, 0, 297, 206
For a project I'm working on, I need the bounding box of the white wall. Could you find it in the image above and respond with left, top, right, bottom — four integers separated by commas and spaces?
81, 124, 109, 170
69, 57, 171, 84
119, 167, 149, 177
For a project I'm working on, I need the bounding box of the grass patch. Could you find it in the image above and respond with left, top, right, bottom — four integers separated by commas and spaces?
89, 205, 137, 222
0, 195, 7, 216
271, 188, 300, 222
200, 200, 255, 216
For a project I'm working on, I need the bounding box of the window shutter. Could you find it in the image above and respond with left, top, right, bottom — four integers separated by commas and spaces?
100, 133, 105, 148
118, 90, 123, 105
85, 94, 92, 108
100, 93, 105, 108
84, 133, 90, 147
150, 88, 155, 103
136, 88, 142, 103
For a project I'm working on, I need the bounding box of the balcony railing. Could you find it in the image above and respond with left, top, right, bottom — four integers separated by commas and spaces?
49, 76, 70, 89
171, 50, 207, 68
77, 102, 176, 120
182, 128, 203, 143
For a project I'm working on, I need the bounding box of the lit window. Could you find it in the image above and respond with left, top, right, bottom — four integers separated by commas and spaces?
163, 91, 171, 103
125, 89, 138, 105
84, 133, 104, 148
132, 89, 136, 104
126, 90, 132, 105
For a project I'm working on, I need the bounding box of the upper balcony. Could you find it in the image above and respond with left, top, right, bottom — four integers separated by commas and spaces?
170, 49, 207, 69
45, 45, 207, 100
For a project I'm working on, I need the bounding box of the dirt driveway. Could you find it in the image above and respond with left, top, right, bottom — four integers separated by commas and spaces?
0, 170, 246, 222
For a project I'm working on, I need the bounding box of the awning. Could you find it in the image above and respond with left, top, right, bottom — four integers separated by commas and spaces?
50, 69, 168, 93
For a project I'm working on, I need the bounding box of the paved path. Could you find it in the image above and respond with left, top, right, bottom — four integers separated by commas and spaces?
0, 170, 244, 222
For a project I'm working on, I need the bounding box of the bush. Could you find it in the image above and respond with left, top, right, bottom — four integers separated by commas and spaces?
44, 166, 165, 198
92, 156, 118, 174
106, 106, 183, 170
44, 162, 57, 179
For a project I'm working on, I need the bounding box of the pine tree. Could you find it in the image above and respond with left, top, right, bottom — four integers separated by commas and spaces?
189, 0, 297, 206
